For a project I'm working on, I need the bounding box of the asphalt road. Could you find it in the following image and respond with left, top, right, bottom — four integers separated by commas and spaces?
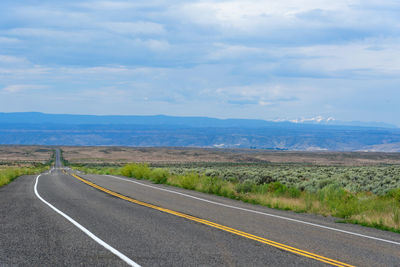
1, 150, 399, 266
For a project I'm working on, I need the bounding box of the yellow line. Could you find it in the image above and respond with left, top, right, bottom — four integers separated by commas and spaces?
68, 172, 355, 267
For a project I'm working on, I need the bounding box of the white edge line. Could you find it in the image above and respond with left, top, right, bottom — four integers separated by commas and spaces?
34, 174, 141, 267
105, 174, 400, 246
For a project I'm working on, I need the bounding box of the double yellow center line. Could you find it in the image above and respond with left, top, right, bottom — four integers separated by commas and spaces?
67, 171, 354, 267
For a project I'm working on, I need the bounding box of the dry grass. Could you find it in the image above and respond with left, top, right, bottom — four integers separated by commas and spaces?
61, 146, 400, 166
0, 145, 398, 166
350, 208, 400, 229
0, 146, 53, 164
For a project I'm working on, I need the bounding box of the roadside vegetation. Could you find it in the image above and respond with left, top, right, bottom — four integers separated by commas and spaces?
0, 149, 54, 187
72, 163, 400, 233
0, 164, 50, 187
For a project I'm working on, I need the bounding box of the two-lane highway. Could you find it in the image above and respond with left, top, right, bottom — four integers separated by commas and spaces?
1, 174, 322, 265
1, 151, 399, 266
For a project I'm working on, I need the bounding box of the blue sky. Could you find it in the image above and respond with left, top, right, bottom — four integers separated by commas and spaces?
0, 0, 399, 126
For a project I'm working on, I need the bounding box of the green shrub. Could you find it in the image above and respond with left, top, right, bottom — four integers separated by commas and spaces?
319, 184, 359, 218
235, 179, 256, 193
121, 163, 151, 179
168, 164, 400, 195
319, 183, 344, 204
120, 164, 133, 177
220, 186, 236, 199
0, 166, 49, 187
268, 181, 287, 196
318, 178, 335, 189
386, 188, 400, 202
287, 187, 301, 198
179, 172, 199, 190
150, 168, 169, 184
227, 177, 239, 183
73, 162, 400, 232
201, 176, 223, 194
255, 175, 275, 185
254, 184, 269, 194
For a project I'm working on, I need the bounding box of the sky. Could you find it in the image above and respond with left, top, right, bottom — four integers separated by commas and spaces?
0, 0, 399, 126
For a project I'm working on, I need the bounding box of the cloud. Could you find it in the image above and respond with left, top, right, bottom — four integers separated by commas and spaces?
7, 28, 94, 42
100, 21, 166, 35
179, 1, 350, 30
77, 1, 151, 10
135, 38, 171, 51
206, 43, 263, 60
0, 55, 29, 65
2, 84, 45, 93
0, 37, 19, 43
177, 0, 398, 47
295, 38, 400, 77
213, 84, 301, 107
0, 0, 400, 125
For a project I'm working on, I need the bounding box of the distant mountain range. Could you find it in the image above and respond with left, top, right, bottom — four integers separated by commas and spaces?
0, 112, 399, 152
276, 116, 398, 129
0, 112, 298, 128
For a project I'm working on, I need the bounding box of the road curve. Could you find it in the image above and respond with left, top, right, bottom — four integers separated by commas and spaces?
72, 171, 400, 267
3, 173, 328, 266
0, 151, 399, 266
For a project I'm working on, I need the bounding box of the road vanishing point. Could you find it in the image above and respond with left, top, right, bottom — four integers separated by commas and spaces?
1, 149, 399, 266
